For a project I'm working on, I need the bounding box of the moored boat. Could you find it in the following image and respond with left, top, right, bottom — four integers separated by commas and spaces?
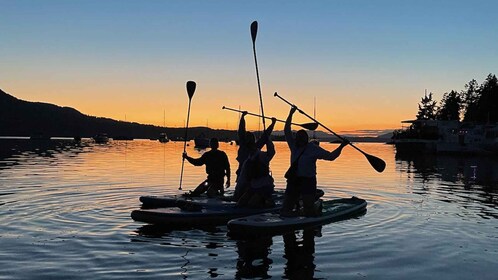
92, 133, 109, 144
158, 132, 169, 143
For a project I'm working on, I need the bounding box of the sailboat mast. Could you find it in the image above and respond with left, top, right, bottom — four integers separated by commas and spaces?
313, 96, 316, 139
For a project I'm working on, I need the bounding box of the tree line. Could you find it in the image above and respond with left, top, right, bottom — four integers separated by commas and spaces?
416, 73, 498, 123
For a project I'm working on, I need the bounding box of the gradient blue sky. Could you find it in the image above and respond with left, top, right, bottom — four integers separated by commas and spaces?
1, 0, 497, 134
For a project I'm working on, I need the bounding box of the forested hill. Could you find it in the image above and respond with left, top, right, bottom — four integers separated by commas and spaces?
0, 89, 236, 140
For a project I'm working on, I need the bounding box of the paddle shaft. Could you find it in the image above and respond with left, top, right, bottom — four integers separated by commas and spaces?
179, 81, 196, 189
179, 98, 192, 190
274, 92, 373, 156
251, 21, 266, 130
222, 106, 312, 128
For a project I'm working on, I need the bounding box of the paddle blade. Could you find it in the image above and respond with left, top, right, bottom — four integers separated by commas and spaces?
300, 122, 319, 131
365, 153, 386, 173
250, 21, 258, 43
186, 81, 196, 99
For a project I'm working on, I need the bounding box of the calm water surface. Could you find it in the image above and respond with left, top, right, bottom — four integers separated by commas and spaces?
0, 139, 497, 279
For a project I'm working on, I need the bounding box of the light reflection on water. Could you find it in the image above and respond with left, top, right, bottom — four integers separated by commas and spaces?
0, 139, 497, 279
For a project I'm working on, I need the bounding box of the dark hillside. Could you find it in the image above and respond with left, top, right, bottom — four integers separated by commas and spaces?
0, 89, 237, 140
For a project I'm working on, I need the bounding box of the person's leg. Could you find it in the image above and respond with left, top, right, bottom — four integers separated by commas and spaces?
237, 190, 252, 207
301, 177, 319, 217
233, 180, 249, 201
247, 192, 265, 208
189, 180, 209, 196
280, 180, 301, 216
261, 186, 275, 208
233, 165, 247, 200
206, 177, 224, 197
302, 194, 318, 217
217, 177, 225, 195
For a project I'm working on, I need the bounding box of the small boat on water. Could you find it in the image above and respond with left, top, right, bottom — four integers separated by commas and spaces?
158, 133, 169, 143
92, 133, 109, 144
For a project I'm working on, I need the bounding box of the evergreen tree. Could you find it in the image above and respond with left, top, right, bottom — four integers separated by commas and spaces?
462, 79, 480, 122
475, 74, 498, 123
416, 92, 437, 120
436, 90, 462, 121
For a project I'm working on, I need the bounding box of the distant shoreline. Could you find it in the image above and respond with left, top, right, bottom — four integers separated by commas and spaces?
0, 135, 391, 143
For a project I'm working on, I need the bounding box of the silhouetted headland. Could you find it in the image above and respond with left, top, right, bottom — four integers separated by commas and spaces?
0, 89, 238, 140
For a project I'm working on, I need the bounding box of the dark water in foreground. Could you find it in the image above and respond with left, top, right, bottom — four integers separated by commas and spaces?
0, 139, 497, 279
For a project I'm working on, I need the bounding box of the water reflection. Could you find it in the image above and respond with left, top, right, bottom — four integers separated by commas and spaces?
283, 228, 320, 280
3, 139, 496, 279
395, 153, 498, 188
134, 224, 324, 279
235, 236, 273, 279
233, 227, 323, 279
134, 224, 221, 238
0, 139, 90, 169
395, 153, 498, 219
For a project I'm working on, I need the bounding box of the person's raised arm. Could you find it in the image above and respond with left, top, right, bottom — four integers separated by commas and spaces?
265, 138, 275, 162
256, 117, 277, 149
284, 106, 297, 148
238, 111, 248, 145
224, 153, 231, 188
315, 138, 349, 161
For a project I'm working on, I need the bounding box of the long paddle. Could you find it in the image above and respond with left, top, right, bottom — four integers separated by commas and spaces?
222, 106, 318, 131
251, 20, 266, 130
179, 81, 197, 190
274, 92, 386, 173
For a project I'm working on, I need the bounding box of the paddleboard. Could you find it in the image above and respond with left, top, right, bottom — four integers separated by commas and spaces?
227, 197, 367, 237
139, 193, 237, 209
139, 189, 324, 209
131, 204, 282, 227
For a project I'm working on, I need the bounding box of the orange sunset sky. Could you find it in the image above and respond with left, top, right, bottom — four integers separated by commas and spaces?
2, 1, 497, 136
